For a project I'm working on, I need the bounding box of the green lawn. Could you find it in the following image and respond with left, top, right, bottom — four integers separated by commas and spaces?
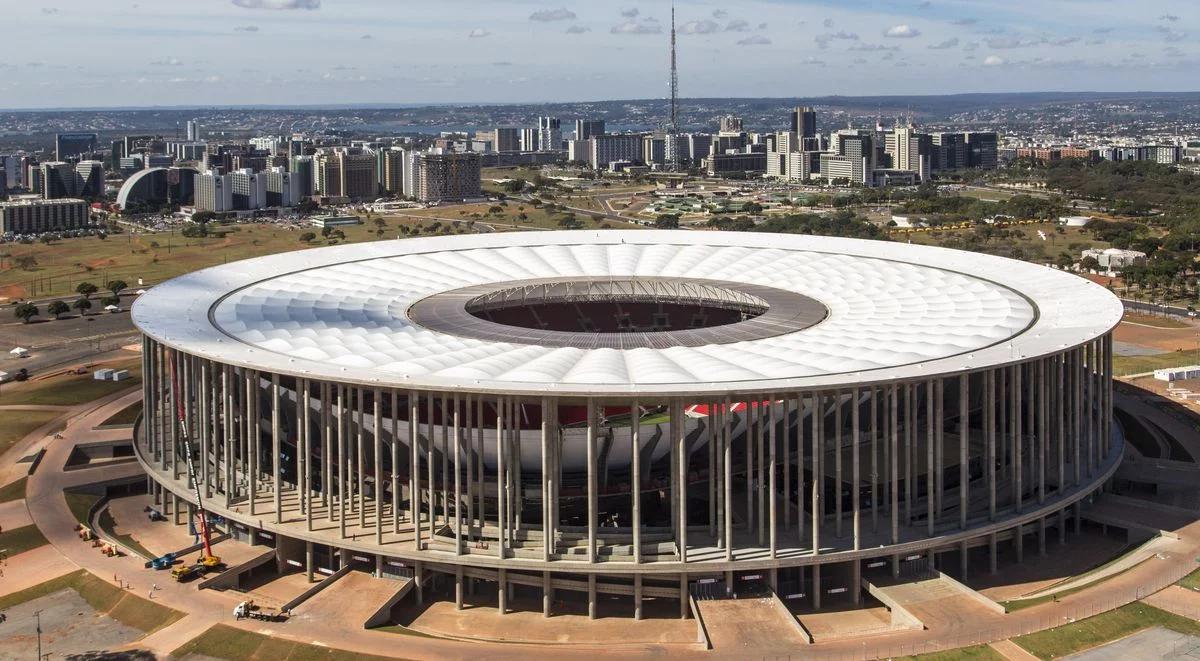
0, 408, 64, 456
901, 645, 1005, 660
0, 476, 26, 503
1113, 352, 1200, 377
0, 523, 48, 555
65, 490, 102, 527
1013, 603, 1200, 659
0, 569, 182, 633
1178, 566, 1200, 591
99, 401, 143, 427
0, 361, 142, 406
172, 624, 402, 660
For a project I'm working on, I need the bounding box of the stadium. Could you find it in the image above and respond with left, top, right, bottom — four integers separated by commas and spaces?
131, 230, 1122, 621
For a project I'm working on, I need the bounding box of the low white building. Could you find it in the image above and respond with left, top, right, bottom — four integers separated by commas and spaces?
1081, 247, 1145, 273
1059, 215, 1093, 227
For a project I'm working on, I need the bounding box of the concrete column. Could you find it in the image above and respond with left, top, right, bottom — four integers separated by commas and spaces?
374, 389, 384, 545
959, 374, 969, 530
1039, 517, 1047, 556
543, 571, 552, 618
770, 396, 779, 557
634, 574, 643, 621
987, 370, 996, 521
724, 396, 733, 561
675, 399, 688, 563
851, 561, 861, 605
426, 396, 435, 542
679, 573, 688, 619
497, 568, 506, 614
1015, 524, 1024, 563
890, 385, 899, 545
632, 399, 641, 563
812, 564, 822, 611
410, 393, 421, 551
322, 382, 331, 512
870, 387, 878, 534
303, 380, 313, 531
834, 392, 843, 539
783, 397, 791, 531
797, 394, 805, 538
588, 574, 597, 620
541, 396, 551, 563
464, 394, 473, 534
709, 400, 717, 539
926, 380, 935, 537
391, 390, 400, 534
1038, 359, 1047, 505
812, 391, 822, 556
989, 533, 998, 574
305, 541, 314, 582
272, 375, 283, 523
497, 397, 507, 559
453, 393, 462, 555
456, 565, 464, 610
337, 386, 347, 539
586, 399, 597, 563
960, 540, 969, 579
1059, 508, 1068, 545
1014, 365, 1023, 513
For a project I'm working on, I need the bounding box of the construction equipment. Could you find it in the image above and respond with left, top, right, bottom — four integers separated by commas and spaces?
150, 552, 176, 570
170, 563, 205, 582
168, 350, 221, 570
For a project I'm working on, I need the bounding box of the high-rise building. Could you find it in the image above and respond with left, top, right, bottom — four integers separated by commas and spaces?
379, 149, 406, 195
194, 171, 233, 212
338, 152, 378, 200
519, 128, 537, 152
0, 197, 90, 234
230, 169, 267, 210
2, 155, 24, 189
719, 116, 744, 134
932, 133, 969, 171
416, 152, 482, 202
55, 133, 98, 161
966, 132, 999, 169
537, 117, 562, 152
589, 135, 643, 170
790, 107, 817, 139
290, 156, 315, 198
821, 131, 875, 185
39, 161, 103, 199
186, 119, 201, 142
403, 150, 422, 199
265, 167, 300, 208
574, 120, 605, 141
75, 160, 105, 198
493, 127, 522, 153
643, 135, 666, 165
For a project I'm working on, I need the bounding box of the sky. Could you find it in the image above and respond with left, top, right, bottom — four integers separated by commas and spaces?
0, 0, 1197, 109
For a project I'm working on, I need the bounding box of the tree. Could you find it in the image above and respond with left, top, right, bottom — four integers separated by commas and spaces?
1080, 256, 1101, 272
654, 215, 680, 229
14, 255, 37, 271
299, 232, 317, 243
13, 303, 38, 324
107, 279, 128, 296
100, 295, 120, 307
76, 282, 98, 299
47, 300, 70, 319
296, 199, 320, 215
72, 297, 92, 316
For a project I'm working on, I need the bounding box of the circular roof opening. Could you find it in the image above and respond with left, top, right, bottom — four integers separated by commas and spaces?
408, 276, 829, 350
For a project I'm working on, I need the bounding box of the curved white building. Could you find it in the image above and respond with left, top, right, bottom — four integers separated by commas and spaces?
133, 230, 1122, 620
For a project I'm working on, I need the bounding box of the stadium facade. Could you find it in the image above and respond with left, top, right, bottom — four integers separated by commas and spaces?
132, 231, 1122, 619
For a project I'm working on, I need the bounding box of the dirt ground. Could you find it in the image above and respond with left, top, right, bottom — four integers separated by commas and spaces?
1115, 321, 1200, 353
0, 589, 146, 659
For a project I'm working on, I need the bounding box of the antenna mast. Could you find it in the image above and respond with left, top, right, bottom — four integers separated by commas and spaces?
667, 1, 681, 170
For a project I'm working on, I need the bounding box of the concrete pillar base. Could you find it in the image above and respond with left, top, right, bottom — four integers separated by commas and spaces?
587, 574, 597, 620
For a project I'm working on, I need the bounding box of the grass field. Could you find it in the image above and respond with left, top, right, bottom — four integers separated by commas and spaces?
0, 360, 141, 406
0, 408, 64, 456
1123, 313, 1190, 330
65, 490, 101, 527
0, 524, 48, 555
0, 569, 183, 633
1013, 603, 1200, 659
0, 220, 418, 301
1179, 567, 1200, 591
0, 476, 27, 503
172, 624, 398, 660
99, 401, 142, 427
395, 200, 639, 231
1113, 352, 1198, 377
902, 645, 1005, 660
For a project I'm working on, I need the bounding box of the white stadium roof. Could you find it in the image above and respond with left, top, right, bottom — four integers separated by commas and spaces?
132, 231, 1122, 397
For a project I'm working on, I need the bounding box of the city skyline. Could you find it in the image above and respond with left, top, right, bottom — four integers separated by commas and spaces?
1, 0, 1197, 110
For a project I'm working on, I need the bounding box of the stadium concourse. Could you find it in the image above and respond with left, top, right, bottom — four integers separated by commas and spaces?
130, 230, 1122, 626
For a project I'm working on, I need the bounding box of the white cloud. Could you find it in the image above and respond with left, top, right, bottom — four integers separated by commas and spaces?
620, 8, 639, 18
815, 31, 858, 49
849, 43, 899, 52
566, 25, 589, 34
1153, 26, 1186, 42
737, 34, 771, 46
822, 18, 834, 28
725, 19, 750, 32
983, 55, 1006, 66
611, 19, 660, 35
530, 8, 576, 22
1160, 14, 1180, 22
712, 10, 728, 19
680, 20, 720, 35
41, 7, 59, 14
928, 38, 959, 49
233, 25, 260, 32
231, 0, 319, 9
884, 25, 921, 38
951, 18, 977, 26
150, 56, 184, 66
468, 28, 491, 38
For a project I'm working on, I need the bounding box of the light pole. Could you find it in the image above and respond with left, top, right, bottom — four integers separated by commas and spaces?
34, 609, 42, 660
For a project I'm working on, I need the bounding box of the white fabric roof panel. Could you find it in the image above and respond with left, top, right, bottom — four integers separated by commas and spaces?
133, 231, 1122, 397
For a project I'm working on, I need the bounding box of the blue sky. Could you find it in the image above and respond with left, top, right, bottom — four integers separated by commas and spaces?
0, 0, 1195, 108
